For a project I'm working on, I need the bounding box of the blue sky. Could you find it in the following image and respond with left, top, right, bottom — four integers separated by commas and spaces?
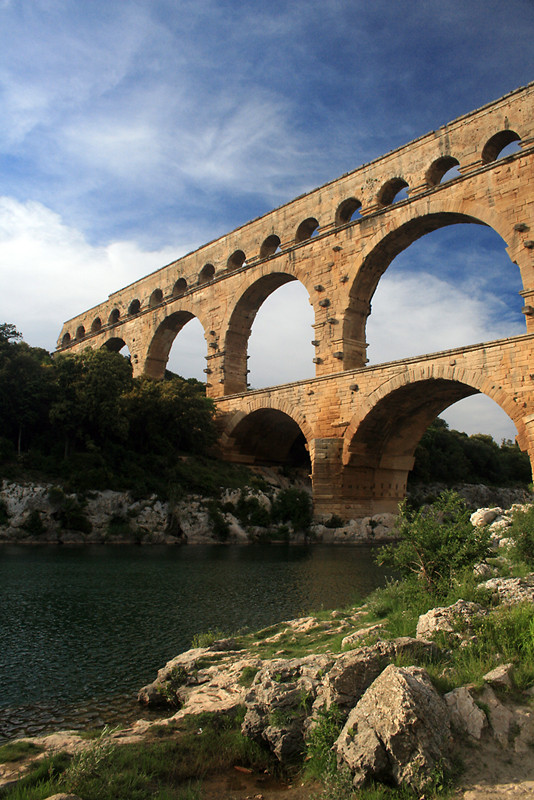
0, 0, 533, 441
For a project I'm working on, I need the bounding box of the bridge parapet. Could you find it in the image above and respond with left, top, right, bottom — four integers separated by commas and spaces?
57, 83, 534, 396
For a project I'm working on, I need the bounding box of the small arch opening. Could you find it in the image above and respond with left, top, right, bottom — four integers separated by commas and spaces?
102, 337, 129, 356
377, 178, 409, 207
198, 264, 215, 285
61, 332, 71, 347
149, 288, 163, 308
227, 250, 246, 271
295, 217, 319, 243
260, 234, 281, 259
228, 408, 311, 470
173, 278, 187, 296
128, 299, 141, 315
481, 130, 521, 164
335, 198, 362, 225
108, 308, 120, 325
426, 156, 460, 186
91, 317, 102, 333
75, 325, 85, 340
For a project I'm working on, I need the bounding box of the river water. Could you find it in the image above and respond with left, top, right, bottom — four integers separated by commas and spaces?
0, 543, 389, 742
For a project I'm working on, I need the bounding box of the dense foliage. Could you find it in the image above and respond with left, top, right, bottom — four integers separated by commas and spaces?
410, 417, 531, 486
0, 325, 217, 497
377, 490, 491, 593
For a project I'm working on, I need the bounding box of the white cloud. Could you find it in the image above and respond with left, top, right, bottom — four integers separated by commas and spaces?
0, 197, 193, 350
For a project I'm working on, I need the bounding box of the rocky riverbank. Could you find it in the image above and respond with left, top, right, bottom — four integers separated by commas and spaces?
0, 476, 531, 546
2, 569, 534, 798
3, 486, 534, 800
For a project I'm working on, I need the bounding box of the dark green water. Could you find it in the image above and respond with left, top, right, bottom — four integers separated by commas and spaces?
0, 544, 388, 742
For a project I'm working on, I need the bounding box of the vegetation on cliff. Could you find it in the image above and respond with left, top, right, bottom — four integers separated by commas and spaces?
0, 324, 221, 498
0, 324, 531, 507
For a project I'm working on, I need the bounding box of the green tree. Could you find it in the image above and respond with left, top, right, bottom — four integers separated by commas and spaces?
49, 349, 133, 457
377, 490, 491, 594
0, 335, 56, 455
121, 374, 216, 456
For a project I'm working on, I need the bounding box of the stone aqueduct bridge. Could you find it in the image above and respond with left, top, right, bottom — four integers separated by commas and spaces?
58, 83, 534, 518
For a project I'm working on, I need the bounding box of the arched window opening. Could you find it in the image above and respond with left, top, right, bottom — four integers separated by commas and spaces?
410, 396, 528, 485
128, 299, 141, 315
173, 278, 187, 296
295, 217, 319, 243
228, 408, 311, 472
260, 234, 281, 259
335, 198, 362, 225
149, 288, 163, 308
91, 317, 102, 333
108, 308, 120, 325
377, 178, 409, 207
198, 264, 215, 285
227, 250, 246, 271
166, 317, 207, 382
441, 395, 518, 443
102, 338, 129, 360
75, 325, 85, 340
365, 224, 525, 368
426, 156, 460, 186
481, 130, 521, 164
61, 332, 71, 347
247, 281, 314, 389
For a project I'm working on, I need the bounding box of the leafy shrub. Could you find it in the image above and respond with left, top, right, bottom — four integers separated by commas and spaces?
304, 704, 344, 780
206, 501, 230, 541
23, 509, 44, 535
60, 726, 118, 793
324, 514, 343, 529
191, 628, 226, 648
47, 485, 65, 507
57, 496, 92, 533
235, 493, 271, 527
0, 499, 8, 525
377, 491, 491, 595
271, 488, 312, 531
508, 504, 534, 566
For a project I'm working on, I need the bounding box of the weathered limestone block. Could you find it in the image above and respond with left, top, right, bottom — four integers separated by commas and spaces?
242, 654, 333, 760
416, 599, 488, 642
483, 663, 514, 690
470, 508, 503, 528
335, 664, 451, 790
445, 686, 487, 739
478, 574, 534, 605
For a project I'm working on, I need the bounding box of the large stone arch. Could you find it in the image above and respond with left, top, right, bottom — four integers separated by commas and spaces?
342, 200, 523, 370
142, 308, 210, 379
219, 401, 313, 468
221, 266, 315, 395
340, 362, 528, 513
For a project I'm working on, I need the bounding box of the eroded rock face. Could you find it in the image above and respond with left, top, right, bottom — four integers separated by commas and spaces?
445, 686, 487, 740
478, 575, 534, 606
241, 654, 333, 761
335, 664, 451, 790
416, 599, 488, 642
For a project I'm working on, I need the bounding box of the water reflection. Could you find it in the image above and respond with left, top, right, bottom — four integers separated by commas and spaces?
0, 544, 388, 741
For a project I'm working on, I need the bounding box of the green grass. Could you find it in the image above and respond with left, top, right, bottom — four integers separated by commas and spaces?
1, 712, 274, 800
0, 741, 43, 763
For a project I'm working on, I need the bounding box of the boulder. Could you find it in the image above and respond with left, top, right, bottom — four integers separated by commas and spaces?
470, 508, 503, 528
483, 663, 514, 690
335, 664, 451, 790
445, 686, 487, 739
479, 575, 534, 605
242, 654, 333, 760
416, 599, 488, 642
